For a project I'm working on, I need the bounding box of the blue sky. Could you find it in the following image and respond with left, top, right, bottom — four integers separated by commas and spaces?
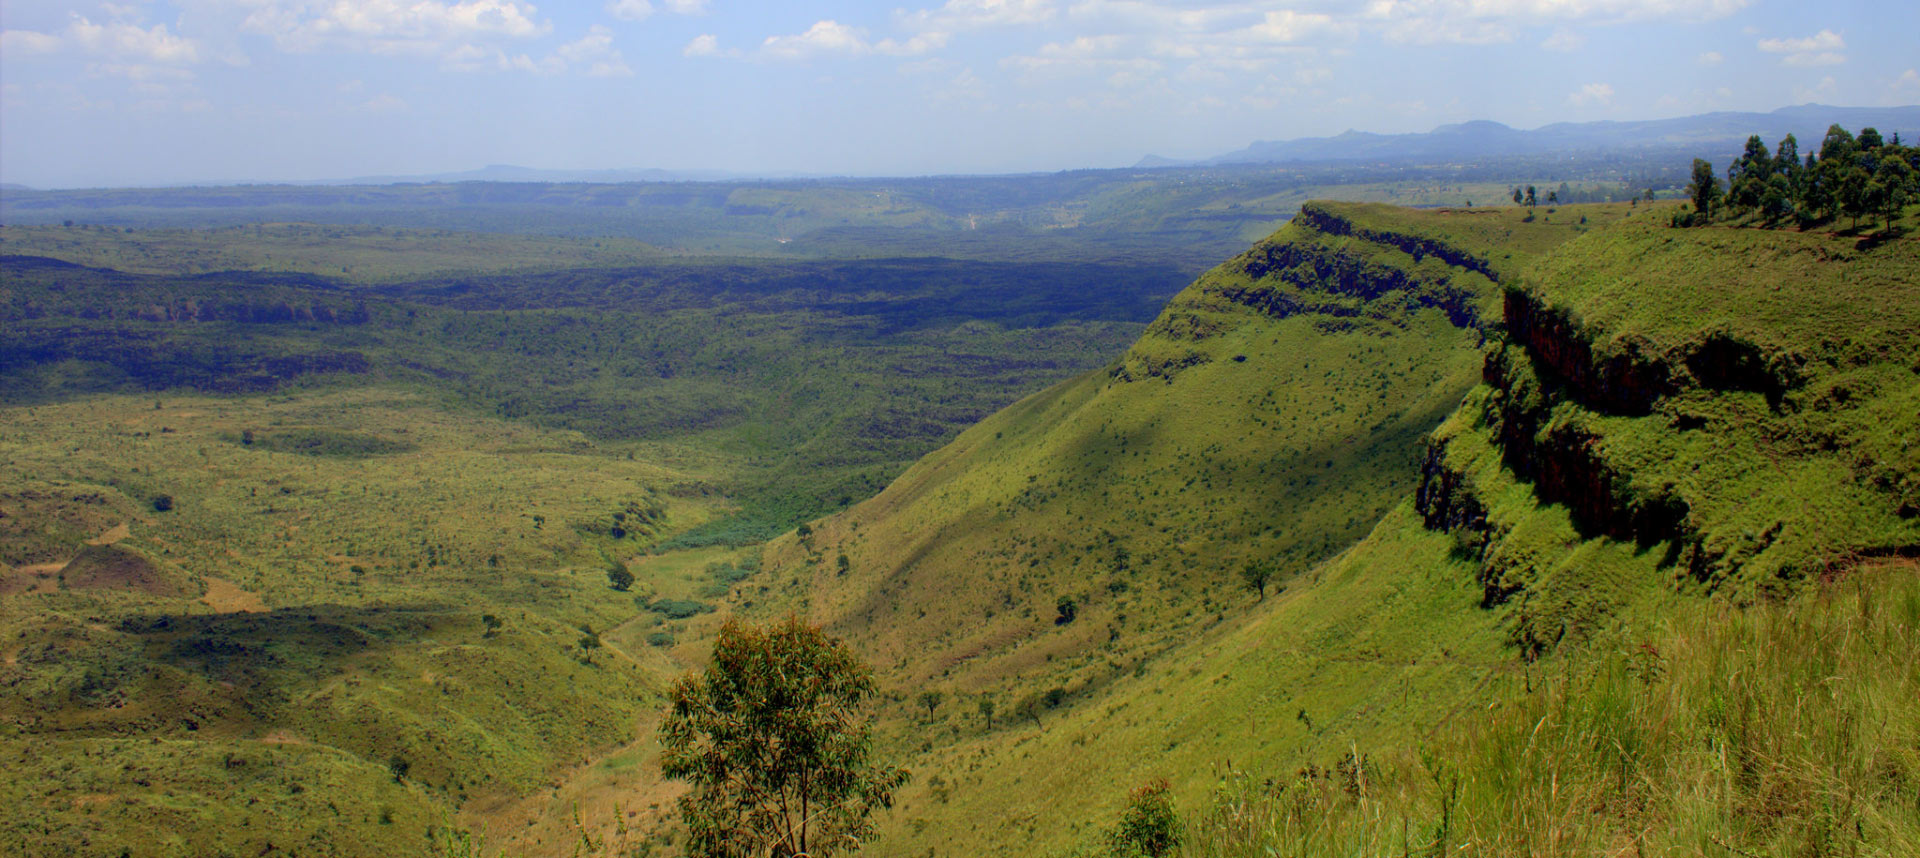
2, 0, 1916, 187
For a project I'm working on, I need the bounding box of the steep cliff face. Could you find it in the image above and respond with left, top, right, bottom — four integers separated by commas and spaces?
1416, 218, 1920, 649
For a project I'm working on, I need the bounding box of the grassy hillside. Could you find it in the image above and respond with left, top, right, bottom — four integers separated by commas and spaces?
0, 390, 708, 857
740, 201, 1623, 852
760, 201, 1621, 689
742, 201, 1918, 856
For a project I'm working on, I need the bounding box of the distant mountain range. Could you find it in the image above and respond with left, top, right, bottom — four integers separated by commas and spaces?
1141, 104, 1920, 167
303, 164, 749, 185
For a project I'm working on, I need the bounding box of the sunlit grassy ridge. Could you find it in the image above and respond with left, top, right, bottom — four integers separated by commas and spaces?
751, 201, 1917, 856
750, 202, 1635, 854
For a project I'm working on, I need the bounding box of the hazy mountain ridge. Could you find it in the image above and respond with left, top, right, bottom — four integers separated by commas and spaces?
1146, 104, 1920, 167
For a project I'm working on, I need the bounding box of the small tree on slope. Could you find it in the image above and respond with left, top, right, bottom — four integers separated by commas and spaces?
661, 616, 908, 858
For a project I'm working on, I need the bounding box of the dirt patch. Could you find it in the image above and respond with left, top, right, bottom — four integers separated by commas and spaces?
0, 562, 65, 596
62, 543, 187, 597
0, 486, 133, 566
200, 576, 268, 613
87, 522, 132, 546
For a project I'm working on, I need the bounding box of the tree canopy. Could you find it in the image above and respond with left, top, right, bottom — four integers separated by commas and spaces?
661, 616, 909, 858
1688, 124, 1919, 231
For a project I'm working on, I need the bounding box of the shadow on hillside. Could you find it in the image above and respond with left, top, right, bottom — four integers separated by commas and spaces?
117, 603, 458, 690
1854, 225, 1906, 250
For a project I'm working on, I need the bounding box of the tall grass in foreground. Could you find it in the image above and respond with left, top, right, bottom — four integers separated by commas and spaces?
1181, 564, 1920, 857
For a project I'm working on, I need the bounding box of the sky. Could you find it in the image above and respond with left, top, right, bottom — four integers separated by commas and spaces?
2, 0, 1917, 188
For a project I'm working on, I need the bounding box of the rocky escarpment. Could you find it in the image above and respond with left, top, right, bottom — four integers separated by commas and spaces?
1291, 203, 1502, 285
1213, 206, 1496, 331
1115, 204, 1506, 384
1501, 288, 1807, 416
1416, 225, 1920, 623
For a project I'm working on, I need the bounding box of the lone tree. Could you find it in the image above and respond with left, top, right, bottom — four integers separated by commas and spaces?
917, 689, 945, 721
1688, 158, 1722, 224
1239, 561, 1275, 601
662, 616, 908, 858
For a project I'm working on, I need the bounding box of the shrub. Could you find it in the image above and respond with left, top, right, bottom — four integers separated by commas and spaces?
647, 598, 714, 620
1109, 778, 1181, 857
607, 564, 635, 592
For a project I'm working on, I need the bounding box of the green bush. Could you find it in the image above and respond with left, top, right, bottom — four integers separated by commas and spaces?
1108, 778, 1181, 857
645, 598, 713, 620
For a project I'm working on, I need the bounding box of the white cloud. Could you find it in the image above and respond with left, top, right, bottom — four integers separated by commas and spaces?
758, 19, 941, 60
1782, 51, 1844, 68
683, 33, 730, 57
1896, 69, 1920, 95
905, 0, 1056, 30
1757, 30, 1842, 53
1244, 10, 1337, 43
1758, 29, 1844, 67
1791, 75, 1837, 103
1541, 29, 1585, 52
1568, 82, 1614, 106
606, 0, 654, 22
557, 24, 632, 76
604, 0, 702, 22
442, 43, 490, 70
67, 15, 201, 64
1696, 50, 1722, 65
1365, 0, 1749, 45
0, 29, 64, 55
242, 0, 549, 55
480, 25, 632, 75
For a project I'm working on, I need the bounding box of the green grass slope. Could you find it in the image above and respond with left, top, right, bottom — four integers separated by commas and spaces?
747, 202, 1632, 851
750, 202, 1918, 856
761, 202, 1619, 690
0, 391, 710, 858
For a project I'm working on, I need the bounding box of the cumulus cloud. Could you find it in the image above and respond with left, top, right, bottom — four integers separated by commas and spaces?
761, 20, 869, 59
1244, 10, 1337, 43
0, 29, 64, 55
69, 16, 202, 64
1365, 0, 1748, 45
1541, 29, 1585, 52
241, 0, 549, 55
606, 0, 655, 22
683, 33, 730, 57
1696, 50, 1723, 65
557, 24, 632, 76
1568, 82, 1615, 106
758, 19, 946, 60
488, 25, 632, 75
1758, 29, 1844, 67
606, 0, 704, 22
904, 0, 1056, 29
